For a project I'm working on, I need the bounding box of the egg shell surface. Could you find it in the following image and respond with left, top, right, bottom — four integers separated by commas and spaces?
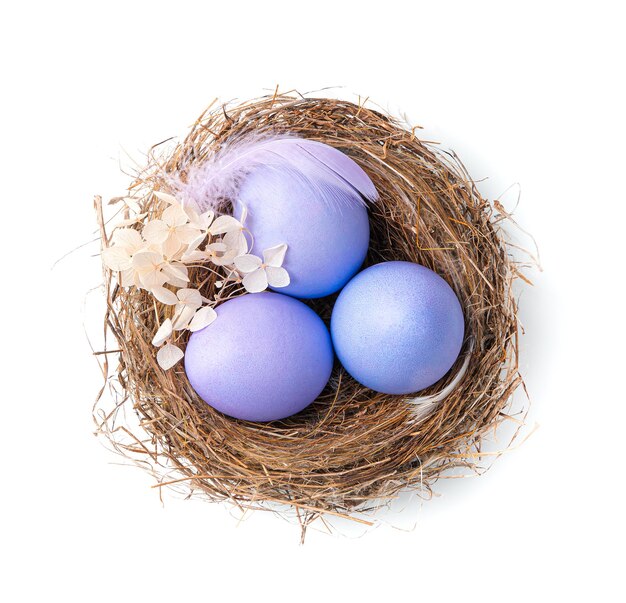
330, 261, 465, 394
235, 167, 370, 298
185, 292, 334, 421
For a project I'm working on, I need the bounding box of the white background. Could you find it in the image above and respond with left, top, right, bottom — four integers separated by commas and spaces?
1, 1, 624, 601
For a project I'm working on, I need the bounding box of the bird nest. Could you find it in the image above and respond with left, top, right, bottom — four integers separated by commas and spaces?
94, 92, 525, 536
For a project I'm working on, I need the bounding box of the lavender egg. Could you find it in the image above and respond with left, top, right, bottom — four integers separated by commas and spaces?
184, 292, 333, 422
234, 154, 372, 298
330, 261, 465, 395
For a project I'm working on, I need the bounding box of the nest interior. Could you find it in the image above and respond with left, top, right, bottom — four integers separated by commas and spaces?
95, 92, 523, 531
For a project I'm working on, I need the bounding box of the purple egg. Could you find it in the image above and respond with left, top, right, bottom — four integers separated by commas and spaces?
330, 261, 465, 394
235, 167, 370, 299
184, 292, 334, 421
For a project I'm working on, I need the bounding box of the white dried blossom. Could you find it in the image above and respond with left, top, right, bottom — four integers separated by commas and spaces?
209, 212, 249, 256
188, 305, 218, 332
234, 244, 290, 293
185, 205, 215, 232
171, 288, 204, 330
131, 250, 169, 290
102, 191, 289, 370
151, 318, 173, 347
101, 228, 144, 272
156, 343, 184, 370
142, 203, 199, 258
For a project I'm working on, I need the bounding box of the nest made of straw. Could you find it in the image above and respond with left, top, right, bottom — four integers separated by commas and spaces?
94, 92, 524, 533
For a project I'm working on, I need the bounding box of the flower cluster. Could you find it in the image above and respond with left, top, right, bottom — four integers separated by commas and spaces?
102, 192, 290, 369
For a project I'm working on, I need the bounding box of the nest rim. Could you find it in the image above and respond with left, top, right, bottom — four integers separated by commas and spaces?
94, 92, 524, 533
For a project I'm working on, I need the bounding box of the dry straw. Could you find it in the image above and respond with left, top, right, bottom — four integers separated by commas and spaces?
94, 91, 526, 538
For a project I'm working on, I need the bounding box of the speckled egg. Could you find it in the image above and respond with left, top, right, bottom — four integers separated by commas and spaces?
330, 261, 465, 394
184, 292, 334, 422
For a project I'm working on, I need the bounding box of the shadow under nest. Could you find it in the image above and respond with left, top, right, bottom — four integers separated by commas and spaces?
94, 92, 523, 534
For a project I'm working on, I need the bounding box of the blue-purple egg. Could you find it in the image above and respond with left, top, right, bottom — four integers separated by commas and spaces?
184, 292, 334, 422
234, 163, 371, 299
330, 261, 465, 394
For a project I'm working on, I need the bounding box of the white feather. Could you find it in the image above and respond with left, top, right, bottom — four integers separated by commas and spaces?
167, 134, 378, 212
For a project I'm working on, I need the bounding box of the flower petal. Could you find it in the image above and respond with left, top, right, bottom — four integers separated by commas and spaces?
263, 243, 288, 267
142, 220, 169, 244
176, 288, 203, 309
209, 215, 241, 235
185, 233, 207, 255
242, 268, 268, 293
102, 246, 132, 271
132, 250, 161, 268
153, 191, 179, 205
119, 268, 138, 287
156, 343, 184, 370
206, 242, 228, 253
162, 204, 189, 228
151, 318, 173, 346
112, 228, 144, 250
234, 254, 262, 273
211, 251, 238, 266
186, 206, 214, 230
172, 305, 196, 330
266, 266, 290, 288
138, 269, 168, 290
224, 229, 248, 255
161, 235, 184, 259
188, 306, 218, 332
177, 224, 203, 244
163, 262, 189, 283
181, 250, 207, 263
151, 286, 179, 305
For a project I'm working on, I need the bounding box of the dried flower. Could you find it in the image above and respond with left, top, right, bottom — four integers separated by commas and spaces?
101, 228, 144, 272
142, 204, 199, 258
131, 251, 168, 290
156, 343, 184, 370
171, 288, 204, 330
151, 318, 173, 346
209, 212, 249, 256
102, 191, 288, 369
234, 244, 290, 293
188, 305, 218, 332
185, 206, 215, 232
